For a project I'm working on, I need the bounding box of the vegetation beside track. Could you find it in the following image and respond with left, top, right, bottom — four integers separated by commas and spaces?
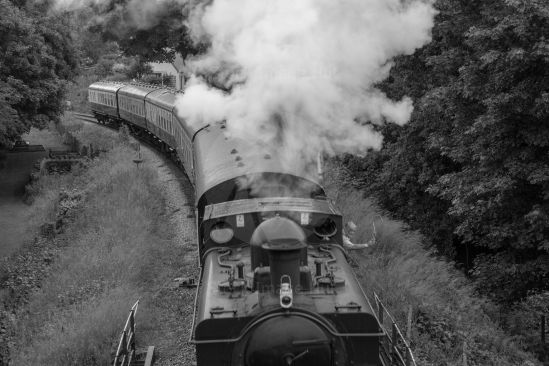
324, 163, 542, 366
2, 111, 542, 366
1, 121, 194, 365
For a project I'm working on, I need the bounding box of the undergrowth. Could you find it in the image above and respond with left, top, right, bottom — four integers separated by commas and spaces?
10, 125, 174, 365
323, 163, 540, 366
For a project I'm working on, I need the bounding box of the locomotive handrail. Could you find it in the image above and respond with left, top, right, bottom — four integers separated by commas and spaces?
374, 293, 417, 366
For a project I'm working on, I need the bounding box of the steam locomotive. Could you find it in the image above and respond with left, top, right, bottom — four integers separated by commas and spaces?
88, 81, 414, 366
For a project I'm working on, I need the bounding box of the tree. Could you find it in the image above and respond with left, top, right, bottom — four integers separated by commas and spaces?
347, 0, 485, 258
428, 0, 549, 301
0, 0, 78, 147
89, 0, 205, 63
348, 0, 549, 302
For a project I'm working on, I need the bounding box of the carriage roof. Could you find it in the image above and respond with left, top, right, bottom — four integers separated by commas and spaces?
193, 121, 323, 203
118, 84, 159, 98
88, 82, 125, 94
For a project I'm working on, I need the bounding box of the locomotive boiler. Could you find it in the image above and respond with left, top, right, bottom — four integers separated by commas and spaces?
88, 81, 415, 366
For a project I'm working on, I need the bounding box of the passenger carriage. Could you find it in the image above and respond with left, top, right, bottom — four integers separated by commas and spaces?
118, 84, 158, 130
145, 89, 181, 149
88, 82, 123, 121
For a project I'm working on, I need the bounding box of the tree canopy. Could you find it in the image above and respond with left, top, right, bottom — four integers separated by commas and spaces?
0, 0, 78, 147
87, 0, 204, 63
347, 0, 549, 303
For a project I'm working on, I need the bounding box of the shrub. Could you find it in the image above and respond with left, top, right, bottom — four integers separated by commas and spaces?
323, 161, 539, 365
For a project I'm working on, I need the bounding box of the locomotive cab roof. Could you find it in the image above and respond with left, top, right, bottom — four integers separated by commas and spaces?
193, 121, 325, 209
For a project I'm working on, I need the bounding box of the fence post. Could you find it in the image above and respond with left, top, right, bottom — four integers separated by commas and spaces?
377, 298, 384, 325
130, 309, 136, 351
130, 309, 135, 333
121, 330, 127, 356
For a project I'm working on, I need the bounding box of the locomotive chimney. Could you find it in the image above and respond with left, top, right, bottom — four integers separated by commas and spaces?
262, 238, 306, 292
250, 216, 307, 293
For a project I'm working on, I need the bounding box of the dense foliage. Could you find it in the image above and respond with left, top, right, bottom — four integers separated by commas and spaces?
347, 0, 549, 304
86, 0, 204, 62
0, 0, 78, 147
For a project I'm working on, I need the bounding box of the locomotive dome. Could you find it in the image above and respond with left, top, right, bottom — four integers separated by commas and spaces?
250, 216, 306, 250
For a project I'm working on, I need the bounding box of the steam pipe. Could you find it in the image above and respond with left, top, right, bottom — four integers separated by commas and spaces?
217, 249, 233, 269
237, 262, 245, 279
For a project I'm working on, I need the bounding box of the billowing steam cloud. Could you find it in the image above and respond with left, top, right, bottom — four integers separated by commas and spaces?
177, 0, 436, 174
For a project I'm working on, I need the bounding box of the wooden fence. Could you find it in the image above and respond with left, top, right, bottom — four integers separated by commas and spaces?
113, 300, 139, 366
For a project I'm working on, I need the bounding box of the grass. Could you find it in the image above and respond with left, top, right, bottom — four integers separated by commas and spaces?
9, 124, 178, 365
323, 162, 540, 366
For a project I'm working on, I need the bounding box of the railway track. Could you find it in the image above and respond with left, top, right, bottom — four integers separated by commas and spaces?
71, 111, 182, 170
72, 111, 98, 124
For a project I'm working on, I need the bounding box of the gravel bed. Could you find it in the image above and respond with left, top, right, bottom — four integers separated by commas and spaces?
139, 147, 198, 366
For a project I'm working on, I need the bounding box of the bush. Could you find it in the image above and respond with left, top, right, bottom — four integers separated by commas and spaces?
323, 161, 540, 365
141, 74, 164, 85
505, 292, 549, 363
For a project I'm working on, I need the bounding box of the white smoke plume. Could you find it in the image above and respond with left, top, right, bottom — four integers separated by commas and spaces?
177, 0, 436, 174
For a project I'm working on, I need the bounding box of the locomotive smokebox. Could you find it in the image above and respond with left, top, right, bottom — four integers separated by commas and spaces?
250, 216, 307, 292
241, 315, 333, 366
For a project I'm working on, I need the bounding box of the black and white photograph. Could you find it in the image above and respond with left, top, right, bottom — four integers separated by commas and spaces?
0, 0, 547, 365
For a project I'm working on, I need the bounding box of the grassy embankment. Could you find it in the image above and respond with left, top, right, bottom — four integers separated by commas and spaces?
8, 120, 189, 365
323, 163, 540, 366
